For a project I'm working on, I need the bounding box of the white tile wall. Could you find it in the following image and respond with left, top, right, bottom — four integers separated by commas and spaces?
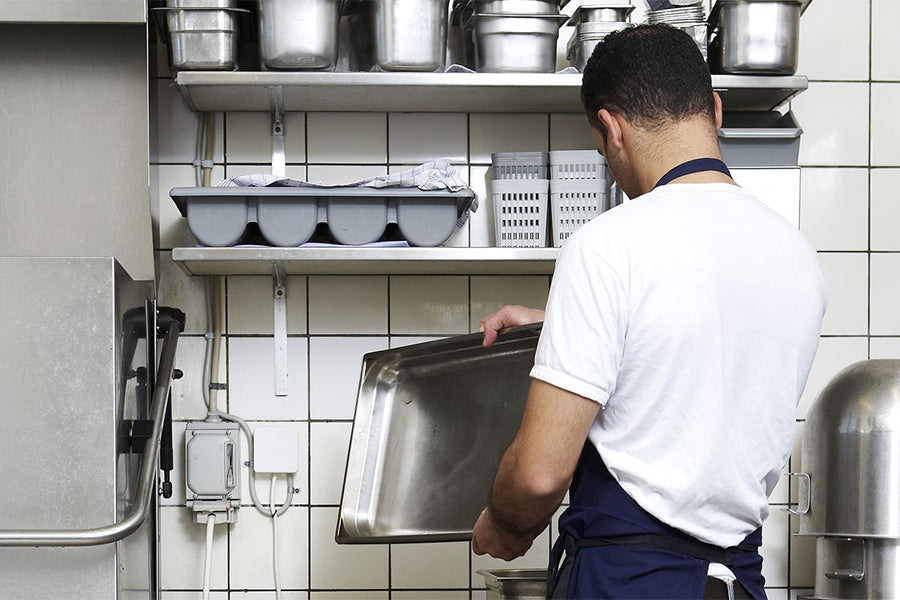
149, 5, 900, 594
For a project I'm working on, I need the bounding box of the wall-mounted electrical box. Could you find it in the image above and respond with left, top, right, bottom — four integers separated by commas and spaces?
185, 420, 241, 523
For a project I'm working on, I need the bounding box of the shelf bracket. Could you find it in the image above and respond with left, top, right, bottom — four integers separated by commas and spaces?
272, 261, 288, 397
268, 85, 286, 178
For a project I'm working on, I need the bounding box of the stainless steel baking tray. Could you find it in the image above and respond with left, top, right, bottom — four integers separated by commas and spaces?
337, 324, 541, 543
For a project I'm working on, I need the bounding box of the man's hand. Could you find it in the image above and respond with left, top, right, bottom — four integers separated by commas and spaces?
479, 305, 546, 348
472, 507, 535, 560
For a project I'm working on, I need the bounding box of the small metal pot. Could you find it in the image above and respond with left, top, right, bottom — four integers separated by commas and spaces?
156, 0, 246, 71
565, 21, 629, 72
469, 13, 566, 73
566, 2, 635, 25
708, 0, 801, 75
258, 0, 342, 70
472, 0, 561, 15
349, 0, 450, 72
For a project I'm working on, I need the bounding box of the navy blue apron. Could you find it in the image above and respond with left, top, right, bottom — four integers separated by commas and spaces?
545, 158, 767, 599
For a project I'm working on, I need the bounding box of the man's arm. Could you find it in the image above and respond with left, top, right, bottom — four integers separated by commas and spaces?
472, 378, 601, 560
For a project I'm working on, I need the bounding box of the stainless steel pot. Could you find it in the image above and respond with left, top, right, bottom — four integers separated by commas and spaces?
349, 0, 450, 72
480, 569, 547, 600
708, 0, 801, 75
566, 2, 634, 25
565, 21, 629, 72
472, 0, 561, 14
258, 0, 342, 70
158, 0, 245, 71
469, 13, 566, 73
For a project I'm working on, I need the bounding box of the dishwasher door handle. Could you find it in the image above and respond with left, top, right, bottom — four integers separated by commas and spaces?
0, 321, 182, 547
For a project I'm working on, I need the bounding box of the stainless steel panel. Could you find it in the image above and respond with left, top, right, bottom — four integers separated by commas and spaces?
0, 25, 153, 282
0, 257, 152, 599
800, 360, 900, 538
337, 324, 540, 543
0, 0, 146, 23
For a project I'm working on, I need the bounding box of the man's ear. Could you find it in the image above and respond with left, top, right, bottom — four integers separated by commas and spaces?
597, 109, 625, 152
713, 91, 723, 129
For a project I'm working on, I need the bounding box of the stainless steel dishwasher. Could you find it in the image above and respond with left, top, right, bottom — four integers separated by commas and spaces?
0, 257, 184, 600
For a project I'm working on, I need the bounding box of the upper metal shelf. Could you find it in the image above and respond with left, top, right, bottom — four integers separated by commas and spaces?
173, 71, 808, 114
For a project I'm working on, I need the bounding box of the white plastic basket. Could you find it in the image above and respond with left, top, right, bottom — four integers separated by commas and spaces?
550, 178, 607, 247
492, 178, 549, 247
550, 149, 606, 181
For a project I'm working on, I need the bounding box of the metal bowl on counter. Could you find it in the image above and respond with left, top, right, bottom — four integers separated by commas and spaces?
708, 0, 801, 74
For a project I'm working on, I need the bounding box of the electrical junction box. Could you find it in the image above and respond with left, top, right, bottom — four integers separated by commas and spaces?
185, 420, 241, 523
253, 425, 300, 474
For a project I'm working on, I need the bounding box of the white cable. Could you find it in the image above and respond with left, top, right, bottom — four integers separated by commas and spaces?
202, 513, 216, 600
270, 474, 282, 600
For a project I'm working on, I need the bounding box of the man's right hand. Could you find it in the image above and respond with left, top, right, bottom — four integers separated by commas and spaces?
478, 305, 545, 348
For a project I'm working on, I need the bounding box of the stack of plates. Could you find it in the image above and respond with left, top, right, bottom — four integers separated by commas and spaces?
645, 2, 708, 60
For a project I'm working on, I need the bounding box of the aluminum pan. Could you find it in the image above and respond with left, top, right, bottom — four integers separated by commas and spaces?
337, 324, 541, 543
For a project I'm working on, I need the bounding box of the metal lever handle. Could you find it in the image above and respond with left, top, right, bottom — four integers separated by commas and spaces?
785, 472, 811, 516
0, 322, 182, 547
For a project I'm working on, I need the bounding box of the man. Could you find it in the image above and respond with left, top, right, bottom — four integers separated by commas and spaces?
472, 24, 826, 600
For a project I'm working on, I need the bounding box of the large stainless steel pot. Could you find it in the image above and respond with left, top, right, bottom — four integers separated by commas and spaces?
708, 0, 801, 75
258, 0, 341, 70
349, 0, 450, 72
469, 13, 567, 72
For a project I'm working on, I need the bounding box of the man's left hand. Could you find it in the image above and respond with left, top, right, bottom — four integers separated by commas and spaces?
472, 507, 534, 560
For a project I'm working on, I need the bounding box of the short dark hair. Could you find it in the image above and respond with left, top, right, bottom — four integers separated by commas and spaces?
581, 24, 715, 132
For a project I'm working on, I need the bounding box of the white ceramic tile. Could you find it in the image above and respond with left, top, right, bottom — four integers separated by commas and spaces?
229, 506, 310, 590
391, 541, 470, 589
791, 82, 869, 167
797, 337, 869, 418
153, 80, 224, 164
871, 253, 900, 334
308, 276, 388, 334
550, 114, 596, 151
768, 462, 790, 505
871, 337, 900, 359
310, 593, 387, 600
760, 506, 789, 587
156, 164, 224, 249
309, 421, 352, 504
306, 164, 388, 186
389, 276, 469, 334
158, 506, 228, 590
389, 335, 444, 348
227, 276, 308, 335
469, 114, 549, 164
170, 336, 227, 421
797, 0, 869, 81
157, 250, 209, 335
230, 593, 307, 599
789, 518, 816, 588
228, 337, 309, 420
765, 589, 789, 600
226, 164, 307, 182
391, 593, 468, 600
239, 422, 310, 506
307, 113, 386, 164
871, 169, 900, 251
472, 592, 487, 600
161, 593, 228, 600
310, 507, 389, 589
788, 421, 805, 505
469, 166, 493, 247
309, 336, 389, 420
388, 113, 468, 163
226, 112, 306, 164
872, 0, 900, 81
162, 421, 188, 506
817, 252, 868, 335
799, 168, 868, 251
470, 276, 551, 332
471, 529, 551, 585
872, 84, 900, 166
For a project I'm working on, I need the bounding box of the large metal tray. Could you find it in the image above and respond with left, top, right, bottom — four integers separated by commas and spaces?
336, 324, 541, 543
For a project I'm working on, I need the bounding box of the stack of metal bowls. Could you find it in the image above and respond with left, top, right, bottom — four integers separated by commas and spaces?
645, 1, 708, 60
565, 1, 633, 72
454, 0, 568, 72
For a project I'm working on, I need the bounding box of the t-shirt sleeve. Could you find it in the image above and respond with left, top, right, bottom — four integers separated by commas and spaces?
529, 237, 627, 406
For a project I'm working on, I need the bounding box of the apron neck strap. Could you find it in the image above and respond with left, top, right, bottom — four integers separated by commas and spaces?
653, 158, 732, 189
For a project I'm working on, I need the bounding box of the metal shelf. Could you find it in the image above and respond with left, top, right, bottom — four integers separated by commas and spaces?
173, 71, 808, 113
172, 246, 560, 276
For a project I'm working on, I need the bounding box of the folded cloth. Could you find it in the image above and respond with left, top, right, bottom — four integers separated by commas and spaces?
217, 159, 478, 232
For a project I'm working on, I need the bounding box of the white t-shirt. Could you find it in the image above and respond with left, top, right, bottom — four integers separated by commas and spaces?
531, 182, 827, 548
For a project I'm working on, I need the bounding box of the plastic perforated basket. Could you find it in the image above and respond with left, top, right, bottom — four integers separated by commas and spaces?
491, 151, 550, 180
550, 178, 607, 247
492, 178, 549, 247
549, 150, 606, 181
